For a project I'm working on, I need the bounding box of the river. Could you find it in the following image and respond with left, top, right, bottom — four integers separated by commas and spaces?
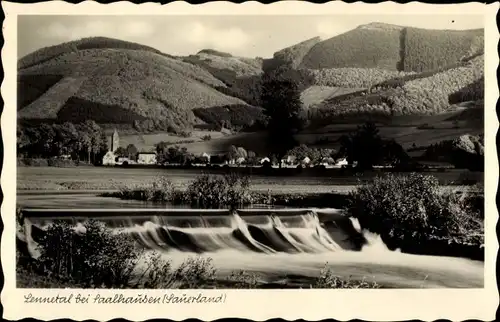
17, 191, 484, 289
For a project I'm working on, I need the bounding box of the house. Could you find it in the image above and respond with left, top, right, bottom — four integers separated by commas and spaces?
236, 157, 246, 165
102, 151, 116, 165
281, 155, 297, 166
201, 152, 211, 163
301, 157, 311, 165
137, 152, 157, 165
259, 157, 270, 164
335, 158, 348, 167
320, 157, 335, 166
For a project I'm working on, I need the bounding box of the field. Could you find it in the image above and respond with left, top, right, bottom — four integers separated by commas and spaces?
117, 106, 483, 156
17, 166, 481, 194
300, 86, 365, 108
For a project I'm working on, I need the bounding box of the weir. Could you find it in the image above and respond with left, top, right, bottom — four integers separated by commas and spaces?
16, 207, 485, 288
18, 207, 367, 255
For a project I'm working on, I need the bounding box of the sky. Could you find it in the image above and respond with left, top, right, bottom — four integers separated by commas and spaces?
18, 15, 484, 59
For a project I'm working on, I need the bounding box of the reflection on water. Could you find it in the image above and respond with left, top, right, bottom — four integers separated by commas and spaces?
17, 193, 174, 209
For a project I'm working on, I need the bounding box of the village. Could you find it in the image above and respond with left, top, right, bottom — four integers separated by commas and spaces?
101, 129, 350, 169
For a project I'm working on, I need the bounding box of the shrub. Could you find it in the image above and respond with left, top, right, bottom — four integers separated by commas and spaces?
347, 173, 483, 246
226, 270, 259, 289
184, 173, 252, 209
36, 219, 140, 288
117, 175, 177, 202
135, 253, 216, 289
201, 134, 212, 141
314, 264, 380, 288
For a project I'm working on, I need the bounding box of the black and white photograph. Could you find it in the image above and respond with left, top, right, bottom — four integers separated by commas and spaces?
2, 2, 498, 320
12, 11, 488, 290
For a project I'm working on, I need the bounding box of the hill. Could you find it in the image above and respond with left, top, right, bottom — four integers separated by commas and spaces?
297, 23, 483, 72
273, 37, 321, 68
17, 23, 484, 141
181, 51, 263, 106
18, 38, 257, 133
306, 54, 484, 126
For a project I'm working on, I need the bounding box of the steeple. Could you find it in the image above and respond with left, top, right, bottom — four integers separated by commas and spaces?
110, 129, 120, 152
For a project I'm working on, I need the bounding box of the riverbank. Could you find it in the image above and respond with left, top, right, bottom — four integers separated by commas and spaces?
17, 166, 483, 191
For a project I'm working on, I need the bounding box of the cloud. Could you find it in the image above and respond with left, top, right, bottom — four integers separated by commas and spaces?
123, 21, 155, 38
179, 21, 251, 51
37, 19, 155, 42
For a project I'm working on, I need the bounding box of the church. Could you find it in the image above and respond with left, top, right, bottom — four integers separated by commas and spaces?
102, 129, 120, 165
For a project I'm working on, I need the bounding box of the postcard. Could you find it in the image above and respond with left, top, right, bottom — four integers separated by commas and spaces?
1, 1, 498, 321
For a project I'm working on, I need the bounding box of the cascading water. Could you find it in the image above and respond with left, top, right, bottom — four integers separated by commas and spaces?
20, 209, 484, 288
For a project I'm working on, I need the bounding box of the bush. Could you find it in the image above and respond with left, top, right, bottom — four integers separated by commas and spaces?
347, 173, 483, 246
35, 219, 140, 288
184, 173, 252, 209
201, 134, 212, 141
135, 253, 217, 289
225, 270, 260, 289
17, 158, 49, 167
314, 264, 380, 288
117, 175, 177, 202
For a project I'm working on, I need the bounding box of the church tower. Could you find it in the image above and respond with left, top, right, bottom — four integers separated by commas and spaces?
110, 129, 120, 152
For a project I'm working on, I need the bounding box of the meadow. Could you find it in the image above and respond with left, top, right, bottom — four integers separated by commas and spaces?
116, 109, 483, 156
17, 166, 482, 193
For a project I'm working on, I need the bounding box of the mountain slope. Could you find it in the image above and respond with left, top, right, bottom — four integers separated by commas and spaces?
297, 23, 483, 72
300, 23, 403, 70
17, 23, 484, 136
18, 39, 253, 132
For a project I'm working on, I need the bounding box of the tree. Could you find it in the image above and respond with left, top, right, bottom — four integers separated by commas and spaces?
53, 123, 79, 157
228, 145, 239, 161
339, 122, 385, 170
261, 66, 305, 166
236, 147, 247, 159
125, 144, 138, 161
115, 147, 127, 158
382, 139, 411, 168
247, 151, 257, 165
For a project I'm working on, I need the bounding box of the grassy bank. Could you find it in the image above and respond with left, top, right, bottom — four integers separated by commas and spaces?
17, 166, 483, 192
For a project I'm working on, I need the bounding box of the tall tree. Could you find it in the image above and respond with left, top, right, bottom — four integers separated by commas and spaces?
261, 67, 305, 166
339, 122, 385, 170
125, 144, 138, 161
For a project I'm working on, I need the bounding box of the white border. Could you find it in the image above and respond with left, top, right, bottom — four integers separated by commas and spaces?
2, 1, 499, 321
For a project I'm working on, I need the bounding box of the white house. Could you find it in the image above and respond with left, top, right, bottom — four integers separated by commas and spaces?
320, 157, 335, 166
281, 155, 297, 166
201, 152, 211, 163
301, 157, 311, 165
259, 157, 270, 164
335, 158, 348, 167
137, 152, 157, 165
102, 151, 116, 165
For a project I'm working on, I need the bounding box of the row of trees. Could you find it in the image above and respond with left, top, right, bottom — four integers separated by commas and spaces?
17, 120, 108, 164
154, 142, 260, 166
